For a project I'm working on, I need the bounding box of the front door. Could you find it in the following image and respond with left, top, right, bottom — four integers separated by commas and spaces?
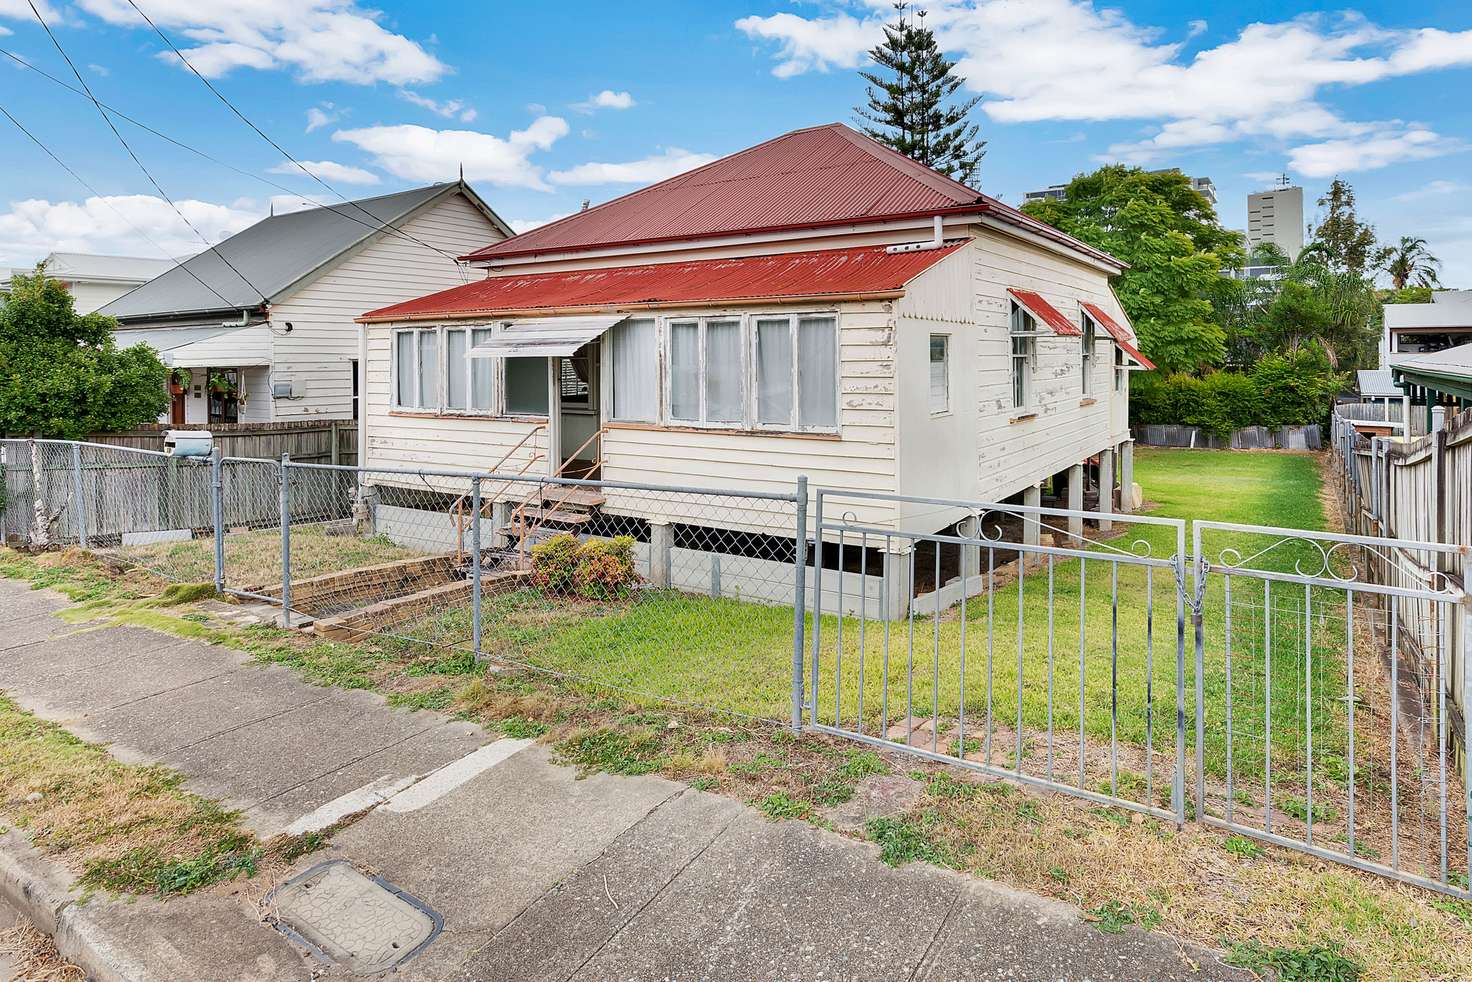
557, 345, 599, 477
170, 390, 186, 424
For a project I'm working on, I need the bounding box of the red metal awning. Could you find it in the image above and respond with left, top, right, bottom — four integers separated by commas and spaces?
360, 241, 967, 322
1007, 288, 1081, 337
1081, 301, 1156, 370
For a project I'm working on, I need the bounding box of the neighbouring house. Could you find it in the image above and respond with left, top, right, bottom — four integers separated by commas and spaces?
1390, 344, 1472, 429
2, 252, 180, 313
1374, 290, 1472, 435
99, 183, 510, 426
355, 123, 1150, 610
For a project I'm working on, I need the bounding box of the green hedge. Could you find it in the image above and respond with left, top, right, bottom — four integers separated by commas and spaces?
1131, 352, 1344, 436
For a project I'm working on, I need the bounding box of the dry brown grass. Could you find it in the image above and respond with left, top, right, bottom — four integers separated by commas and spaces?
0, 921, 84, 982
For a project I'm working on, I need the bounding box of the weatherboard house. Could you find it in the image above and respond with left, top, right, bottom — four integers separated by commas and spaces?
100, 183, 510, 426
356, 123, 1151, 609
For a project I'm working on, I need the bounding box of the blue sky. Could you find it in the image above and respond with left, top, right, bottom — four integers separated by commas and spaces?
2, 0, 1472, 281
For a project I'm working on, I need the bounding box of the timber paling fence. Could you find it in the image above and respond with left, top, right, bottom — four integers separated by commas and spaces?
2, 436, 1469, 897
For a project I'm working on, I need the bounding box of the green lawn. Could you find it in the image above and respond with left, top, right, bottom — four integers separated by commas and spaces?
386, 449, 1341, 797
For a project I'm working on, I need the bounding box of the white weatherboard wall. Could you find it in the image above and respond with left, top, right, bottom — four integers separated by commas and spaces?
270, 192, 503, 422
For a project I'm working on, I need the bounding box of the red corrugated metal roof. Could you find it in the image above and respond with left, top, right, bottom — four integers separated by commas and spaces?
463, 124, 1120, 269
1008, 288, 1082, 337
1081, 301, 1155, 370
360, 241, 968, 322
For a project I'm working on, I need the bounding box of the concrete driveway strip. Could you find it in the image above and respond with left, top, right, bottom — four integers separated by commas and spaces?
318, 744, 683, 982
450, 788, 747, 982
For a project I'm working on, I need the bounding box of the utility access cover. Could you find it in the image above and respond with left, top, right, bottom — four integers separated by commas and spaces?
267, 860, 442, 976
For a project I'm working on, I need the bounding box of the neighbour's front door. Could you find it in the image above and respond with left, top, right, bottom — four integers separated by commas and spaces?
557, 345, 599, 477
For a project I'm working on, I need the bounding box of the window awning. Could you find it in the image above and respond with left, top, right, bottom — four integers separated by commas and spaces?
1080, 301, 1155, 371
467, 313, 628, 359
114, 325, 234, 360
1007, 288, 1081, 336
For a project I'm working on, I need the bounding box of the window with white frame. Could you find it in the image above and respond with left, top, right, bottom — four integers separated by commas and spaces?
391, 325, 547, 416
1080, 312, 1096, 396
754, 314, 838, 430
1009, 303, 1038, 410
928, 334, 949, 414
1114, 345, 1127, 392
609, 318, 657, 421
668, 317, 745, 425
393, 328, 439, 410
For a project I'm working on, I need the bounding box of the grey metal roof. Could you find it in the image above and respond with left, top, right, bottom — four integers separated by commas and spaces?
1355, 369, 1400, 398
101, 183, 502, 321
1395, 343, 1472, 378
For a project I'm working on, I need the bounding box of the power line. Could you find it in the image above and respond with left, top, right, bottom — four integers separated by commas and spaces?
2, 45, 480, 267
1, 47, 325, 207
0, 99, 238, 309
124, 0, 471, 280
25, 0, 271, 306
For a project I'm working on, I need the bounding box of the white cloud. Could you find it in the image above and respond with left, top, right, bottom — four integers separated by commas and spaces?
508, 212, 572, 235
70, 0, 445, 85
332, 117, 570, 190
305, 105, 337, 133
735, 10, 878, 78
0, 194, 258, 267
1185, 19, 1208, 41
550, 147, 717, 186
574, 89, 636, 112
268, 159, 380, 185
398, 89, 477, 122
0, 0, 56, 23
87, 62, 108, 76
737, 3, 1472, 172
1392, 179, 1470, 203
1288, 126, 1462, 178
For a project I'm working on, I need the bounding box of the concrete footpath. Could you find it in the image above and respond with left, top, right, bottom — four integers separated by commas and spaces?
0, 577, 1248, 981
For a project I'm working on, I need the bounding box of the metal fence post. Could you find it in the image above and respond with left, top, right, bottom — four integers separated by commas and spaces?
790, 476, 808, 731
70, 442, 87, 549
1173, 521, 1189, 825
279, 452, 292, 627
471, 476, 483, 662
808, 488, 824, 727
211, 447, 225, 593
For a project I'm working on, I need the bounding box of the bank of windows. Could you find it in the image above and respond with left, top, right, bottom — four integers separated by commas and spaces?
608, 313, 839, 432
1009, 302, 1040, 410
392, 326, 548, 416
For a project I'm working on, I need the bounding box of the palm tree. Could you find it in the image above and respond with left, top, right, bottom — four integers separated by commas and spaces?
1386, 236, 1442, 290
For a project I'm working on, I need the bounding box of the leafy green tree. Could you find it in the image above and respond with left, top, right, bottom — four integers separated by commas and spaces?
1385, 235, 1441, 290
0, 266, 168, 438
1021, 166, 1245, 373
1307, 179, 1391, 277
855, 3, 986, 185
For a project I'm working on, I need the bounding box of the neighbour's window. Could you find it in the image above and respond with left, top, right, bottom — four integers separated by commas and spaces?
1080, 313, 1096, 396
668, 318, 745, 425
753, 314, 838, 430
505, 358, 549, 415
445, 328, 469, 410
471, 328, 494, 411
393, 328, 438, 409
391, 325, 548, 416
929, 334, 949, 414
1010, 303, 1037, 410
1114, 346, 1126, 392
610, 318, 657, 422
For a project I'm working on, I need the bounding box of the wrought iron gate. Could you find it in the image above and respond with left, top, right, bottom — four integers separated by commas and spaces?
805, 489, 1471, 898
